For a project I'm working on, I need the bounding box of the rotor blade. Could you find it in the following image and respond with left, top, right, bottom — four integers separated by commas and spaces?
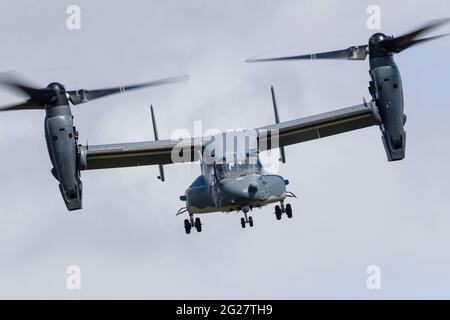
67, 75, 189, 105
0, 100, 44, 112
382, 33, 450, 53
0, 75, 54, 99
379, 18, 450, 53
247, 45, 368, 63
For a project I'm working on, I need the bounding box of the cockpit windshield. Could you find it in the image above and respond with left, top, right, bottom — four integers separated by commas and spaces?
215, 158, 262, 181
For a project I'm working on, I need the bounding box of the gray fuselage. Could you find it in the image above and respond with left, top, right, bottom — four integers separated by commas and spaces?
182, 154, 287, 214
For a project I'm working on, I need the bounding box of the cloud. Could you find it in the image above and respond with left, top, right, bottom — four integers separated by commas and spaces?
0, 0, 449, 299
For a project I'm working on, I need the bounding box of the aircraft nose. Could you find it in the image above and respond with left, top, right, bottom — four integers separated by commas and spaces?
248, 182, 258, 193
219, 177, 262, 206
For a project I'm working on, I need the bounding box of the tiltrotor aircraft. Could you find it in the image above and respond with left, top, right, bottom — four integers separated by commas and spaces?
0, 20, 448, 234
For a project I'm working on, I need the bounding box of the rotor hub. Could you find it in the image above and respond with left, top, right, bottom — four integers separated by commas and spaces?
369, 33, 388, 45
47, 82, 65, 92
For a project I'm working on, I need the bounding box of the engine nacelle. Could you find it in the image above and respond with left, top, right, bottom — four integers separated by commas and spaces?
45, 105, 83, 211
369, 60, 406, 161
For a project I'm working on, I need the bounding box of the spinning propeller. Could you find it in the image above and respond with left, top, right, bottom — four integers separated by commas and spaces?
246, 18, 450, 62
0, 74, 189, 111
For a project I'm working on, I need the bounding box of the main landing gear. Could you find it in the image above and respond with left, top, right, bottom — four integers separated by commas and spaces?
177, 207, 202, 235
240, 206, 254, 229
184, 214, 202, 234
275, 201, 293, 220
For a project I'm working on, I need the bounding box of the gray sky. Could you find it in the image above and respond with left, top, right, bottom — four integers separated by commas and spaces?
0, 0, 449, 299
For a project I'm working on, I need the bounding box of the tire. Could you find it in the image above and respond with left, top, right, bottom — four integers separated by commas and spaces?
195, 217, 202, 232
184, 219, 191, 234
275, 205, 282, 220
286, 203, 293, 219
241, 217, 246, 228
248, 216, 254, 227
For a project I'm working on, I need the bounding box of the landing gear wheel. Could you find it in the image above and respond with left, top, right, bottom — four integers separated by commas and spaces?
286, 204, 293, 219
184, 219, 191, 234
275, 205, 282, 220
241, 217, 246, 228
248, 216, 254, 227
195, 217, 202, 232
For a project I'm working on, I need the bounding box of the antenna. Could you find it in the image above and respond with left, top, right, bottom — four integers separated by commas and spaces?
271, 86, 286, 164
150, 105, 165, 182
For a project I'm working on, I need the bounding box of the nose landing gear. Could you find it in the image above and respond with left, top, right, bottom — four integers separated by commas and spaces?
240, 206, 254, 229
275, 201, 293, 220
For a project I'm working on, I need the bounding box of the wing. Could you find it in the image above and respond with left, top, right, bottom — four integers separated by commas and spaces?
257, 101, 380, 151
83, 101, 379, 170
82, 137, 204, 170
